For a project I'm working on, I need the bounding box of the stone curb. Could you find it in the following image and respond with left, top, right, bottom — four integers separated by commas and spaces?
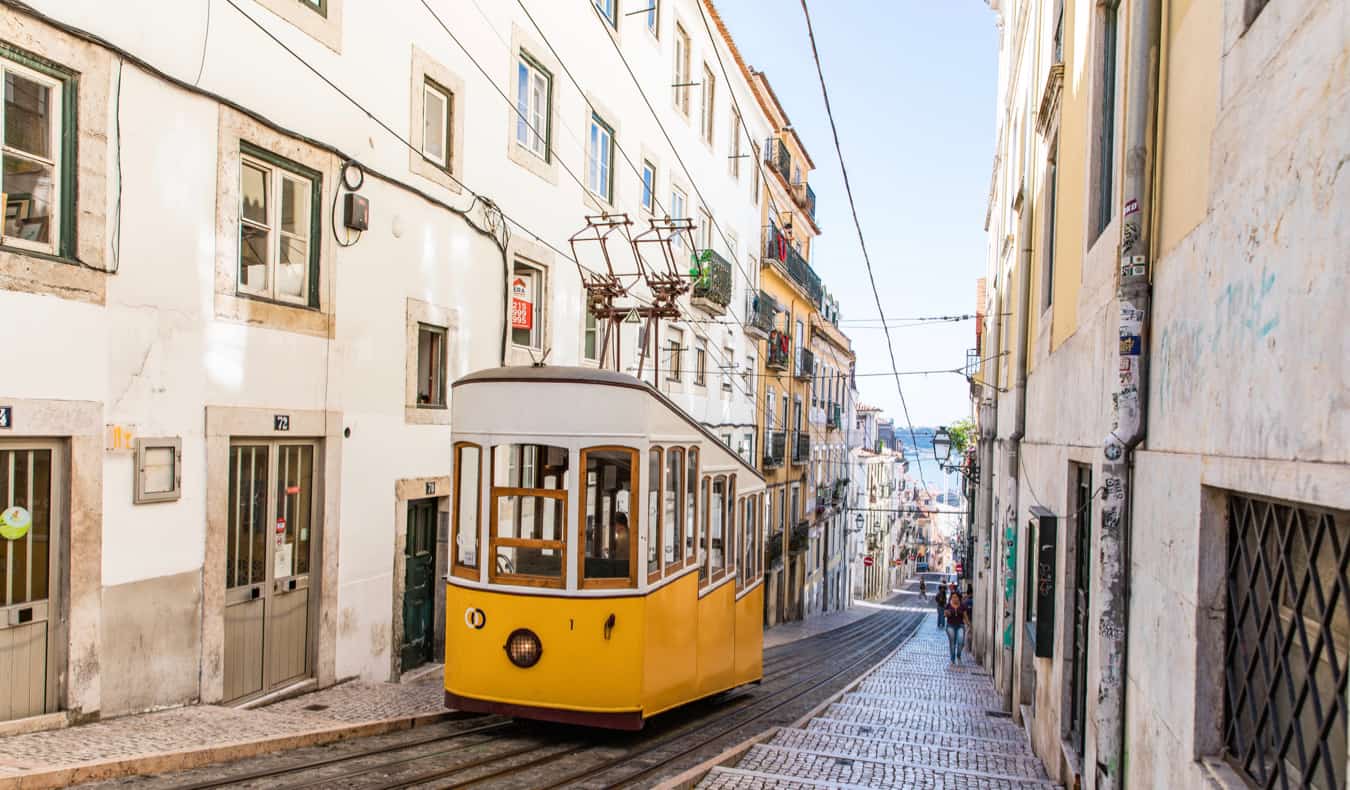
0, 710, 451, 790
653, 614, 927, 790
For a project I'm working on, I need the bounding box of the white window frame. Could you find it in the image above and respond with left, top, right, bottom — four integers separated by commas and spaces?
694, 342, 707, 387
667, 326, 684, 382
416, 322, 449, 408
587, 113, 615, 203
421, 78, 452, 169
673, 24, 691, 117
701, 65, 716, 145
582, 303, 605, 363
671, 186, 688, 257
511, 260, 546, 350
641, 160, 656, 213
133, 437, 183, 505
515, 53, 551, 161
594, 0, 618, 28
729, 107, 742, 179
0, 57, 63, 256
722, 345, 734, 393
237, 152, 316, 307
645, 0, 659, 38
698, 207, 713, 251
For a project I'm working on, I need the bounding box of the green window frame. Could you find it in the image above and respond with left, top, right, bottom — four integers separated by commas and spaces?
0, 41, 78, 263
238, 142, 323, 309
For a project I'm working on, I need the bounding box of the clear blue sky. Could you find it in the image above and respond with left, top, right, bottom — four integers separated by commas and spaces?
715, 0, 997, 428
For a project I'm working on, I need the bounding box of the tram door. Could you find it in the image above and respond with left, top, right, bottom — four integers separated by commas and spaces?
401, 498, 437, 672
224, 442, 316, 703
0, 443, 59, 721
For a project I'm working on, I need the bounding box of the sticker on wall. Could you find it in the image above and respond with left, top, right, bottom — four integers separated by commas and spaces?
0, 506, 31, 540
286, 485, 300, 495
276, 518, 287, 534
275, 542, 292, 578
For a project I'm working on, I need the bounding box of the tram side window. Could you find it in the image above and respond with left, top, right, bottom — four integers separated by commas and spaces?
581, 447, 636, 587
452, 443, 481, 579
664, 447, 683, 572
685, 447, 699, 565
646, 448, 661, 580
699, 476, 711, 583
708, 476, 725, 581
725, 475, 736, 579
490, 444, 569, 586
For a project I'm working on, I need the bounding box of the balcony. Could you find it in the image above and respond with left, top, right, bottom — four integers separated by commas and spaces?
765, 137, 792, 185
744, 290, 776, 339
792, 181, 817, 222
690, 249, 732, 315
766, 329, 790, 370
762, 224, 824, 305
763, 430, 786, 468
792, 430, 810, 464
827, 403, 842, 430
794, 347, 815, 380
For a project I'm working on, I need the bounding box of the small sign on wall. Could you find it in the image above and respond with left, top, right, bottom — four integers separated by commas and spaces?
425, 481, 436, 496
274, 414, 290, 431
0, 406, 10, 428
105, 424, 138, 453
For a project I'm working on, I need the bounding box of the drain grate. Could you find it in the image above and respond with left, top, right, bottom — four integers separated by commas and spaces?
303, 704, 330, 712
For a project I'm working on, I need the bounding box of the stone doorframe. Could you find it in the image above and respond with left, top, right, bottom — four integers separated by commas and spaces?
201, 406, 342, 704
389, 476, 450, 681
0, 397, 101, 726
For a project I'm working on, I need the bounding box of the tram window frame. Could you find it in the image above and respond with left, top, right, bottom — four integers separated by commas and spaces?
685, 447, 699, 566
577, 445, 639, 590
646, 446, 662, 584
664, 446, 684, 575
726, 475, 736, 581
488, 443, 569, 589
698, 476, 711, 584
451, 441, 482, 580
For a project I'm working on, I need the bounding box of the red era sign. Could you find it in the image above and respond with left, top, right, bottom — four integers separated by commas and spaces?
863, 556, 874, 567
510, 277, 533, 330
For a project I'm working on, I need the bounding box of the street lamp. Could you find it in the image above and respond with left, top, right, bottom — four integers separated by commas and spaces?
932, 426, 953, 466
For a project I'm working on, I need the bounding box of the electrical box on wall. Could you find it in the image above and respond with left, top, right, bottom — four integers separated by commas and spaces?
343, 193, 369, 231
1029, 505, 1058, 658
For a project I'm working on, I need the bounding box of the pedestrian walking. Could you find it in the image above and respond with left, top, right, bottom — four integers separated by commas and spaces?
935, 583, 947, 629
919, 578, 927, 599
945, 591, 969, 665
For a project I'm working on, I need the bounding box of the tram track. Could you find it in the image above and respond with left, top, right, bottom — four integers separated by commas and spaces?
97, 599, 923, 790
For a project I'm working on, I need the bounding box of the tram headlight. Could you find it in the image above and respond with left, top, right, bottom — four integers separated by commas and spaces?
504, 628, 543, 668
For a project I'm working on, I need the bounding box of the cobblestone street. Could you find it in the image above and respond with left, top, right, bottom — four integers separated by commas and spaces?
700, 616, 1057, 789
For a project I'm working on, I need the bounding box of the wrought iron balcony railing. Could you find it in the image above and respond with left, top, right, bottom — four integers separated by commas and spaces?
762, 224, 824, 305
765, 137, 792, 184
792, 181, 817, 221
745, 290, 776, 338
766, 329, 791, 370
794, 347, 815, 380
763, 430, 786, 468
690, 249, 732, 315
792, 430, 810, 464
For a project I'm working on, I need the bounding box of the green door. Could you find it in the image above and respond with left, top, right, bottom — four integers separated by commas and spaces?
401, 499, 437, 672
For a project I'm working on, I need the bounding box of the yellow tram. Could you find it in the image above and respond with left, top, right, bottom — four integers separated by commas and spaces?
443, 366, 766, 729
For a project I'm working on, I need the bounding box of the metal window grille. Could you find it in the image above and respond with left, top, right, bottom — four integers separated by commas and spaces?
1224, 494, 1349, 790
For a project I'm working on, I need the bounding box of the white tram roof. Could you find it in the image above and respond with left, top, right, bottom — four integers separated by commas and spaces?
452, 365, 763, 483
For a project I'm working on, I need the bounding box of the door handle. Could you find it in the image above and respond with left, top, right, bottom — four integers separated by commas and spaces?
251, 586, 261, 600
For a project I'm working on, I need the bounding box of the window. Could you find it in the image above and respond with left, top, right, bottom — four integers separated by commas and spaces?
709, 476, 727, 580
299, 0, 327, 16
667, 327, 684, 381
593, 0, 617, 28
701, 65, 716, 145
133, 437, 182, 504
664, 447, 683, 570
515, 53, 551, 160
582, 305, 601, 362
1, 54, 69, 256
673, 24, 691, 116
751, 142, 761, 204
694, 343, 707, 386
722, 345, 734, 392
698, 207, 713, 250
238, 148, 320, 306
641, 160, 656, 213
685, 447, 698, 564
1223, 495, 1348, 790
1244, 0, 1270, 28
645, 0, 659, 37
510, 261, 544, 349
580, 446, 636, 587
743, 352, 754, 392
790, 483, 800, 528
1042, 141, 1058, 311
421, 79, 452, 169
490, 443, 569, 587
671, 186, 688, 256
587, 113, 615, 203
699, 476, 711, 582
730, 108, 743, 178
416, 324, 447, 408
646, 448, 661, 580
1093, 1, 1119, 239
452, 443, 481, 579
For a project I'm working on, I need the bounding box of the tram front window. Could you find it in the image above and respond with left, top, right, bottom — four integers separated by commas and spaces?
581, 447, 636, 586
491, 444, 569, 585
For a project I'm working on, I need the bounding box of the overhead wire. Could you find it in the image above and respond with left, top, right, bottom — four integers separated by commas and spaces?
797, 0, 929, 492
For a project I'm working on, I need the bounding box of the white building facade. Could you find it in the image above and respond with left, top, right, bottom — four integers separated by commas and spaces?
0, 0, 773, 724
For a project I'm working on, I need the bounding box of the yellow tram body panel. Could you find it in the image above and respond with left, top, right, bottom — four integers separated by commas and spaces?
445, 574, 764, 728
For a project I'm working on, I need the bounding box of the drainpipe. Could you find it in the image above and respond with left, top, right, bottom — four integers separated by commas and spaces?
1096, 0, 1162, 786
978, 291, 1001, 672
1002, 186, 1034, 715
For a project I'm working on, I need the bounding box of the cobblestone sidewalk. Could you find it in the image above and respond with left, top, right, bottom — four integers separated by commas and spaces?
699, 619, 1058, 789
0, 669, 447, 787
